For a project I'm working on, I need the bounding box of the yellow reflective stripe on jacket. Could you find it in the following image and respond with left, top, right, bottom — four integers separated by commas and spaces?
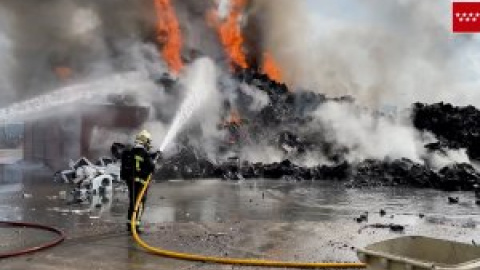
135, 177, 147, 184
134, 155, 144, 171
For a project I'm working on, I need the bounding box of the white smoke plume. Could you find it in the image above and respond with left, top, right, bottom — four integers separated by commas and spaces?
427, 148, 471, 170
252, 0, 480, 108
311, 102, 426, 163
239, 145, 284, 164
238, 84, 269, 111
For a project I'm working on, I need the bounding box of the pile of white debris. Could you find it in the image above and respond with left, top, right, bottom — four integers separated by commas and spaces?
54, 157, 121, 202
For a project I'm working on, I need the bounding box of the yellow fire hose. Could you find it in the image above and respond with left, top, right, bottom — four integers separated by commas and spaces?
131, 175, 366, 268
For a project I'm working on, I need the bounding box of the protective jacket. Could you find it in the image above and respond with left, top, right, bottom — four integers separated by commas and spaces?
121, 144, 156, 182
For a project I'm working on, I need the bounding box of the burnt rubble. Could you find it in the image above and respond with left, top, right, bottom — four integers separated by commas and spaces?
347, 159, 480, 191
112, 68, 480, 191
413, 102, 480, 161
358, 223, 405, 233
152, 150, 479, 191
156, 146, 217, 180
236, 68, 354, 127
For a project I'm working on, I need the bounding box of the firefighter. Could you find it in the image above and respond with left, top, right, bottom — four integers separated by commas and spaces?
121, 130, 160, 234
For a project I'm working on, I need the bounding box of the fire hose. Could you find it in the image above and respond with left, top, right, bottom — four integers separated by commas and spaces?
0, 221, 65, 259
131, 175, 367, 268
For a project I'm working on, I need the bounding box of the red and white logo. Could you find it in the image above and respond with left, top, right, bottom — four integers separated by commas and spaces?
453, 2, 480, 33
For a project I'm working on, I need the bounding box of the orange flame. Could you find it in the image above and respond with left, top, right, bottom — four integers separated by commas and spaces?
154, 0, 183, 74
262, 52, 283, 83
222, 109, 243, 127
229, 109, 242, 125
54, 66, 72, 80
208, 0, 248, 69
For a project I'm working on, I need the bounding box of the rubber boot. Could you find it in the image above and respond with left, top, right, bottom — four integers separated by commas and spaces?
127, 222, 144, 235
135, 224, 144, 235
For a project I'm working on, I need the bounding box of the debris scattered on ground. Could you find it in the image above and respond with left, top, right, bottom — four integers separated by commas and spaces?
53, 157, 120, 203
59, 191, 67, 200
355, 212, 369, 223
448, 197, 459, 204
358, 223, 405, 233
207, 233, 227, 238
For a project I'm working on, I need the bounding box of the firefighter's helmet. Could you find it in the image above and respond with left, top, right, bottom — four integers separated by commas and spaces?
135, 130, 152, 147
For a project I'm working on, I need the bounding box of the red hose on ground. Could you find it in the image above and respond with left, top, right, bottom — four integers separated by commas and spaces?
0, 221, 65, 259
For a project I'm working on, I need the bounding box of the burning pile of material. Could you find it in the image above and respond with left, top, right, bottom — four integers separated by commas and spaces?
2, 1, 480, 192
154, 68, 480, 191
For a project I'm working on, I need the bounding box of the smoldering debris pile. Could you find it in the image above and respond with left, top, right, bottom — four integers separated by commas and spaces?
149, 68, 480, 191
157, 155, 479, 192
348, 159, 480, 191
156, 146, 216, 180
413, 102, 480, 161
4, 0, 479, 193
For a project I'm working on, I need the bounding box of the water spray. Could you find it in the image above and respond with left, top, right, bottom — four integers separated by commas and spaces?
160, 58, 218, 152
0, 72, 153, 123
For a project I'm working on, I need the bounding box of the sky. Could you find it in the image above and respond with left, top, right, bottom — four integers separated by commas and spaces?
303, 0, 480, 83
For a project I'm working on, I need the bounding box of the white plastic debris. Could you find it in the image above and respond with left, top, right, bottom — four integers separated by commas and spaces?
55, 156, 120, 202
59, 191, 67, 200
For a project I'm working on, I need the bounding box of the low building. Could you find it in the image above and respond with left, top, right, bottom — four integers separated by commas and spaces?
23, 104, 149, 171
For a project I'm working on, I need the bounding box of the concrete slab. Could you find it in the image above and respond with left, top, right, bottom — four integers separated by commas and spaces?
0, 176, 479, 269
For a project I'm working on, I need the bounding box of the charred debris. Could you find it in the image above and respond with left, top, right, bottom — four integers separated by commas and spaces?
116, 69, 480, 192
